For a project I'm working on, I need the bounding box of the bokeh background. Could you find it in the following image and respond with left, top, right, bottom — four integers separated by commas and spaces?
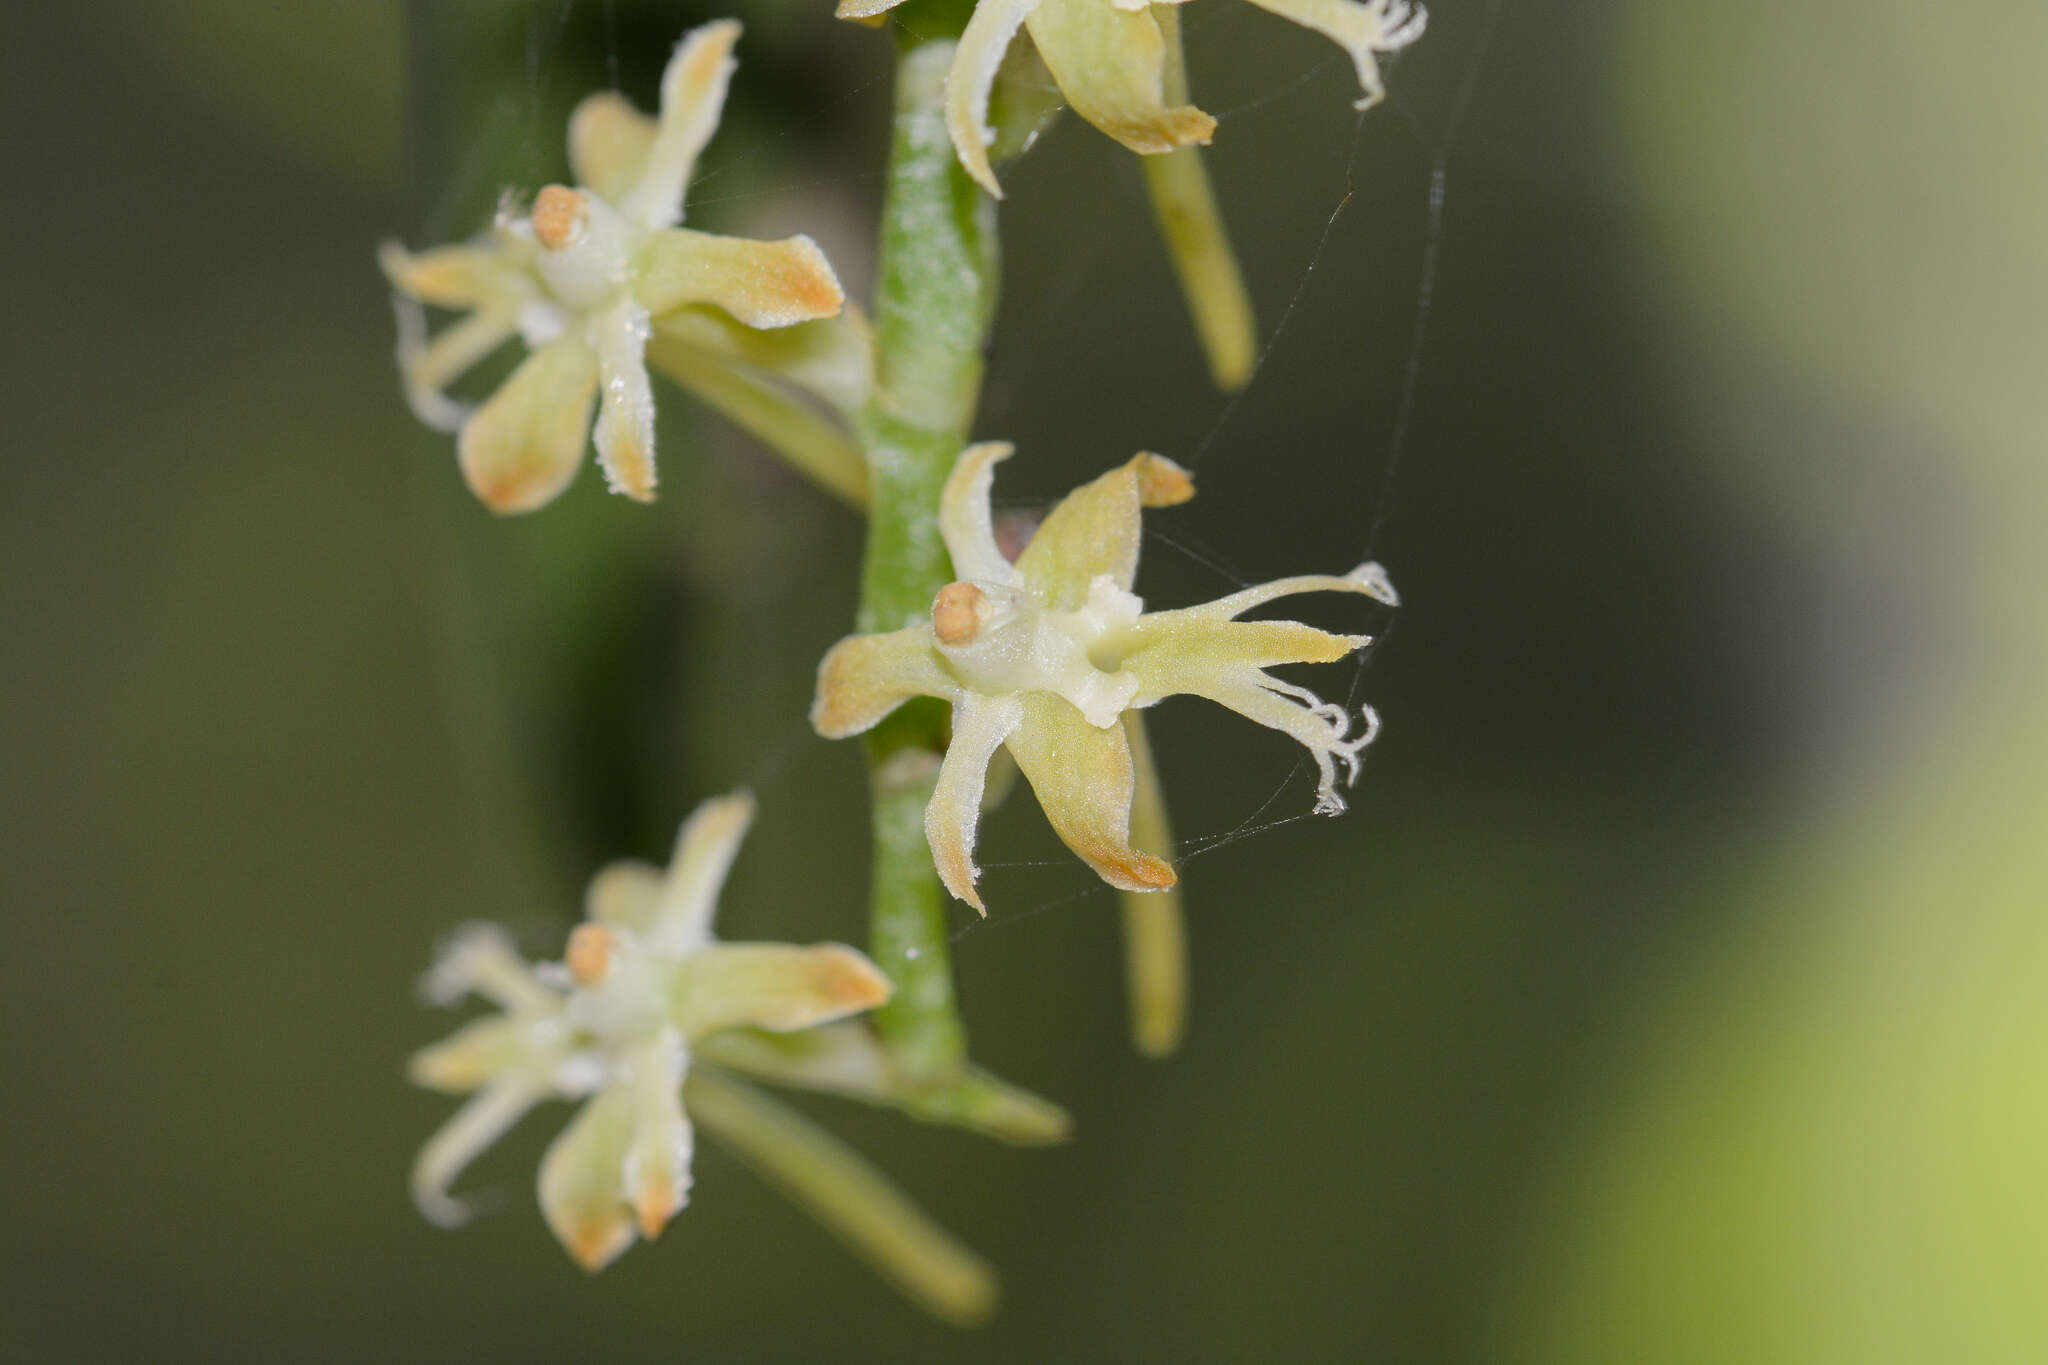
6, 1, 2045, 1360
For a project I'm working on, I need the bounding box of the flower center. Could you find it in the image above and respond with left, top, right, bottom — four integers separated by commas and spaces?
531, 184, 636, 313
930, 576, 1143, 728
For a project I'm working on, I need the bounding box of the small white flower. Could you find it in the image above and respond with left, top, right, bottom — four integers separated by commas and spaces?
380, 21, 848, 513
408, 793, 892, 1270
812, 443, 1397, 912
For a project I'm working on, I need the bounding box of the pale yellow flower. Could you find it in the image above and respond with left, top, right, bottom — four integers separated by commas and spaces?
408, 793, 892, 1271
380, 21, 847, 513
837, 0, 1428, 196
811, 443, 1397, 912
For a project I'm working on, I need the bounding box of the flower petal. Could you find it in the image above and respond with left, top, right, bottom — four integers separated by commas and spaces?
1240, 0, 1427, 110
1005, 693, 1176, 893
649, 791, 757, 953
673, 942, 894, 1038
412, 1074, 549, 1229
925, 694, 1026, 913
590, 302, 659, 502
408, 1016, 539, 1094
635, 229, 846, 328
1180, 674, 1379, 814
623, 1030, 693, 1239
421, 923, 560, 1014
537, 1082, 639, 1271
938, 442, 1024, 586
653, 305, 873, 414
567, 90, 657, 201
1024, 0, 1215, 155
392, 298, 518, 433
455, 337, 599, 514
618, 19, 741, 231
1015, 452, 1193, 607
811, 627, 960, 739
944, 0, 1039, 197
378, 240, 514, 309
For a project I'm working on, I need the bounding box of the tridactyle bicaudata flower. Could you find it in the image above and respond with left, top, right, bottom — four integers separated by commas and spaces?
836, 0, 1428, 195
409, 793, 893, 1271
380, 21, 847, 513
811, 443, 1397, 912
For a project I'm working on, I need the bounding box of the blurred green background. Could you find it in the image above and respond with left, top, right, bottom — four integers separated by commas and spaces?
6, 1, 2045, 1360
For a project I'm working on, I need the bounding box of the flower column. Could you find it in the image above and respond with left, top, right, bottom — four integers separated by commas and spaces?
855, 5, 997, 1088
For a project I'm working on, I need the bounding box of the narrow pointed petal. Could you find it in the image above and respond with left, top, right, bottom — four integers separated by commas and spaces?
421, 923, 560, 1014
567, 90, 657, 201
392, 297, 517, 433
619, 19, 741, 231
685, 1071, 999, 1326
1025, 0, 1215, 155
1005, 694, 1177, 894
590, 303, 659, 503
538, 1083, 639, 1271
1184, 560, 1400, 620
1200, 674, 1377, 813
408, 1016, 539, 1094
945, 0, 1039, 197
653, 305, 873, 415
412, 1075, 548, 1229
378, 240, 512, 309
811, 628, 959, 739
938, 442, 1023, 585
585, 859, 664, 932
455, 337, 600, 514
925, 695, 1026, 913
1015, 452, 1193, 606
673, 942, 893, 1038
624, 1031, 693, 1239
650, 792, 757, 953
636, 229, 845, 329
1240, 0, 1427, 109
1120, 614, 1366, 705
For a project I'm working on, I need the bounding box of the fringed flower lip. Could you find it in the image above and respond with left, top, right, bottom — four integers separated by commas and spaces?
379, 20, 848, 513
811, 442, 1398, 912
836, 0, 1429, 197
408, 793, 892, 1271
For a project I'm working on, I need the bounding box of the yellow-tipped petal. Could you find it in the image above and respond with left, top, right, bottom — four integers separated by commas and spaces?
455, 337, 600, 514
945, 0, 1039, 197
925, 695, 1026, 913
1024, 0, 1215, 156
408, 1016, 536, 1094
938, 442, 1022, 585
652, 792, 757, 953
673, 942, 894, 1038
1240, 0, 1428, 110
1015, 451, 1193, 607
590, 303, 659, 503
567, 90, 657, 201
378, 240, 509, 309
635, 229, 846, 328
412, 1076, 548, 1229
1005, 693, 1177, 894
621, 19, 741, 230
810, 628, 959, 739
625, 1031, 693, 1240
538, 1084, 640, 1272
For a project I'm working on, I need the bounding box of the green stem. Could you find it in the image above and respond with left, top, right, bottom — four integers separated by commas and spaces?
686, 1070, 997, 1326
855, 33, 999, 1084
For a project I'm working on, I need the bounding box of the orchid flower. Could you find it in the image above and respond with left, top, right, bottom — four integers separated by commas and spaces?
379, 21, 849, 513
811, 443, 1397, 912
837, 0, 1428, 197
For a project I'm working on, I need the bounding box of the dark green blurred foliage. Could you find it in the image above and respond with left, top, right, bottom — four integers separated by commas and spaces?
6, 2, 2043, 1362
